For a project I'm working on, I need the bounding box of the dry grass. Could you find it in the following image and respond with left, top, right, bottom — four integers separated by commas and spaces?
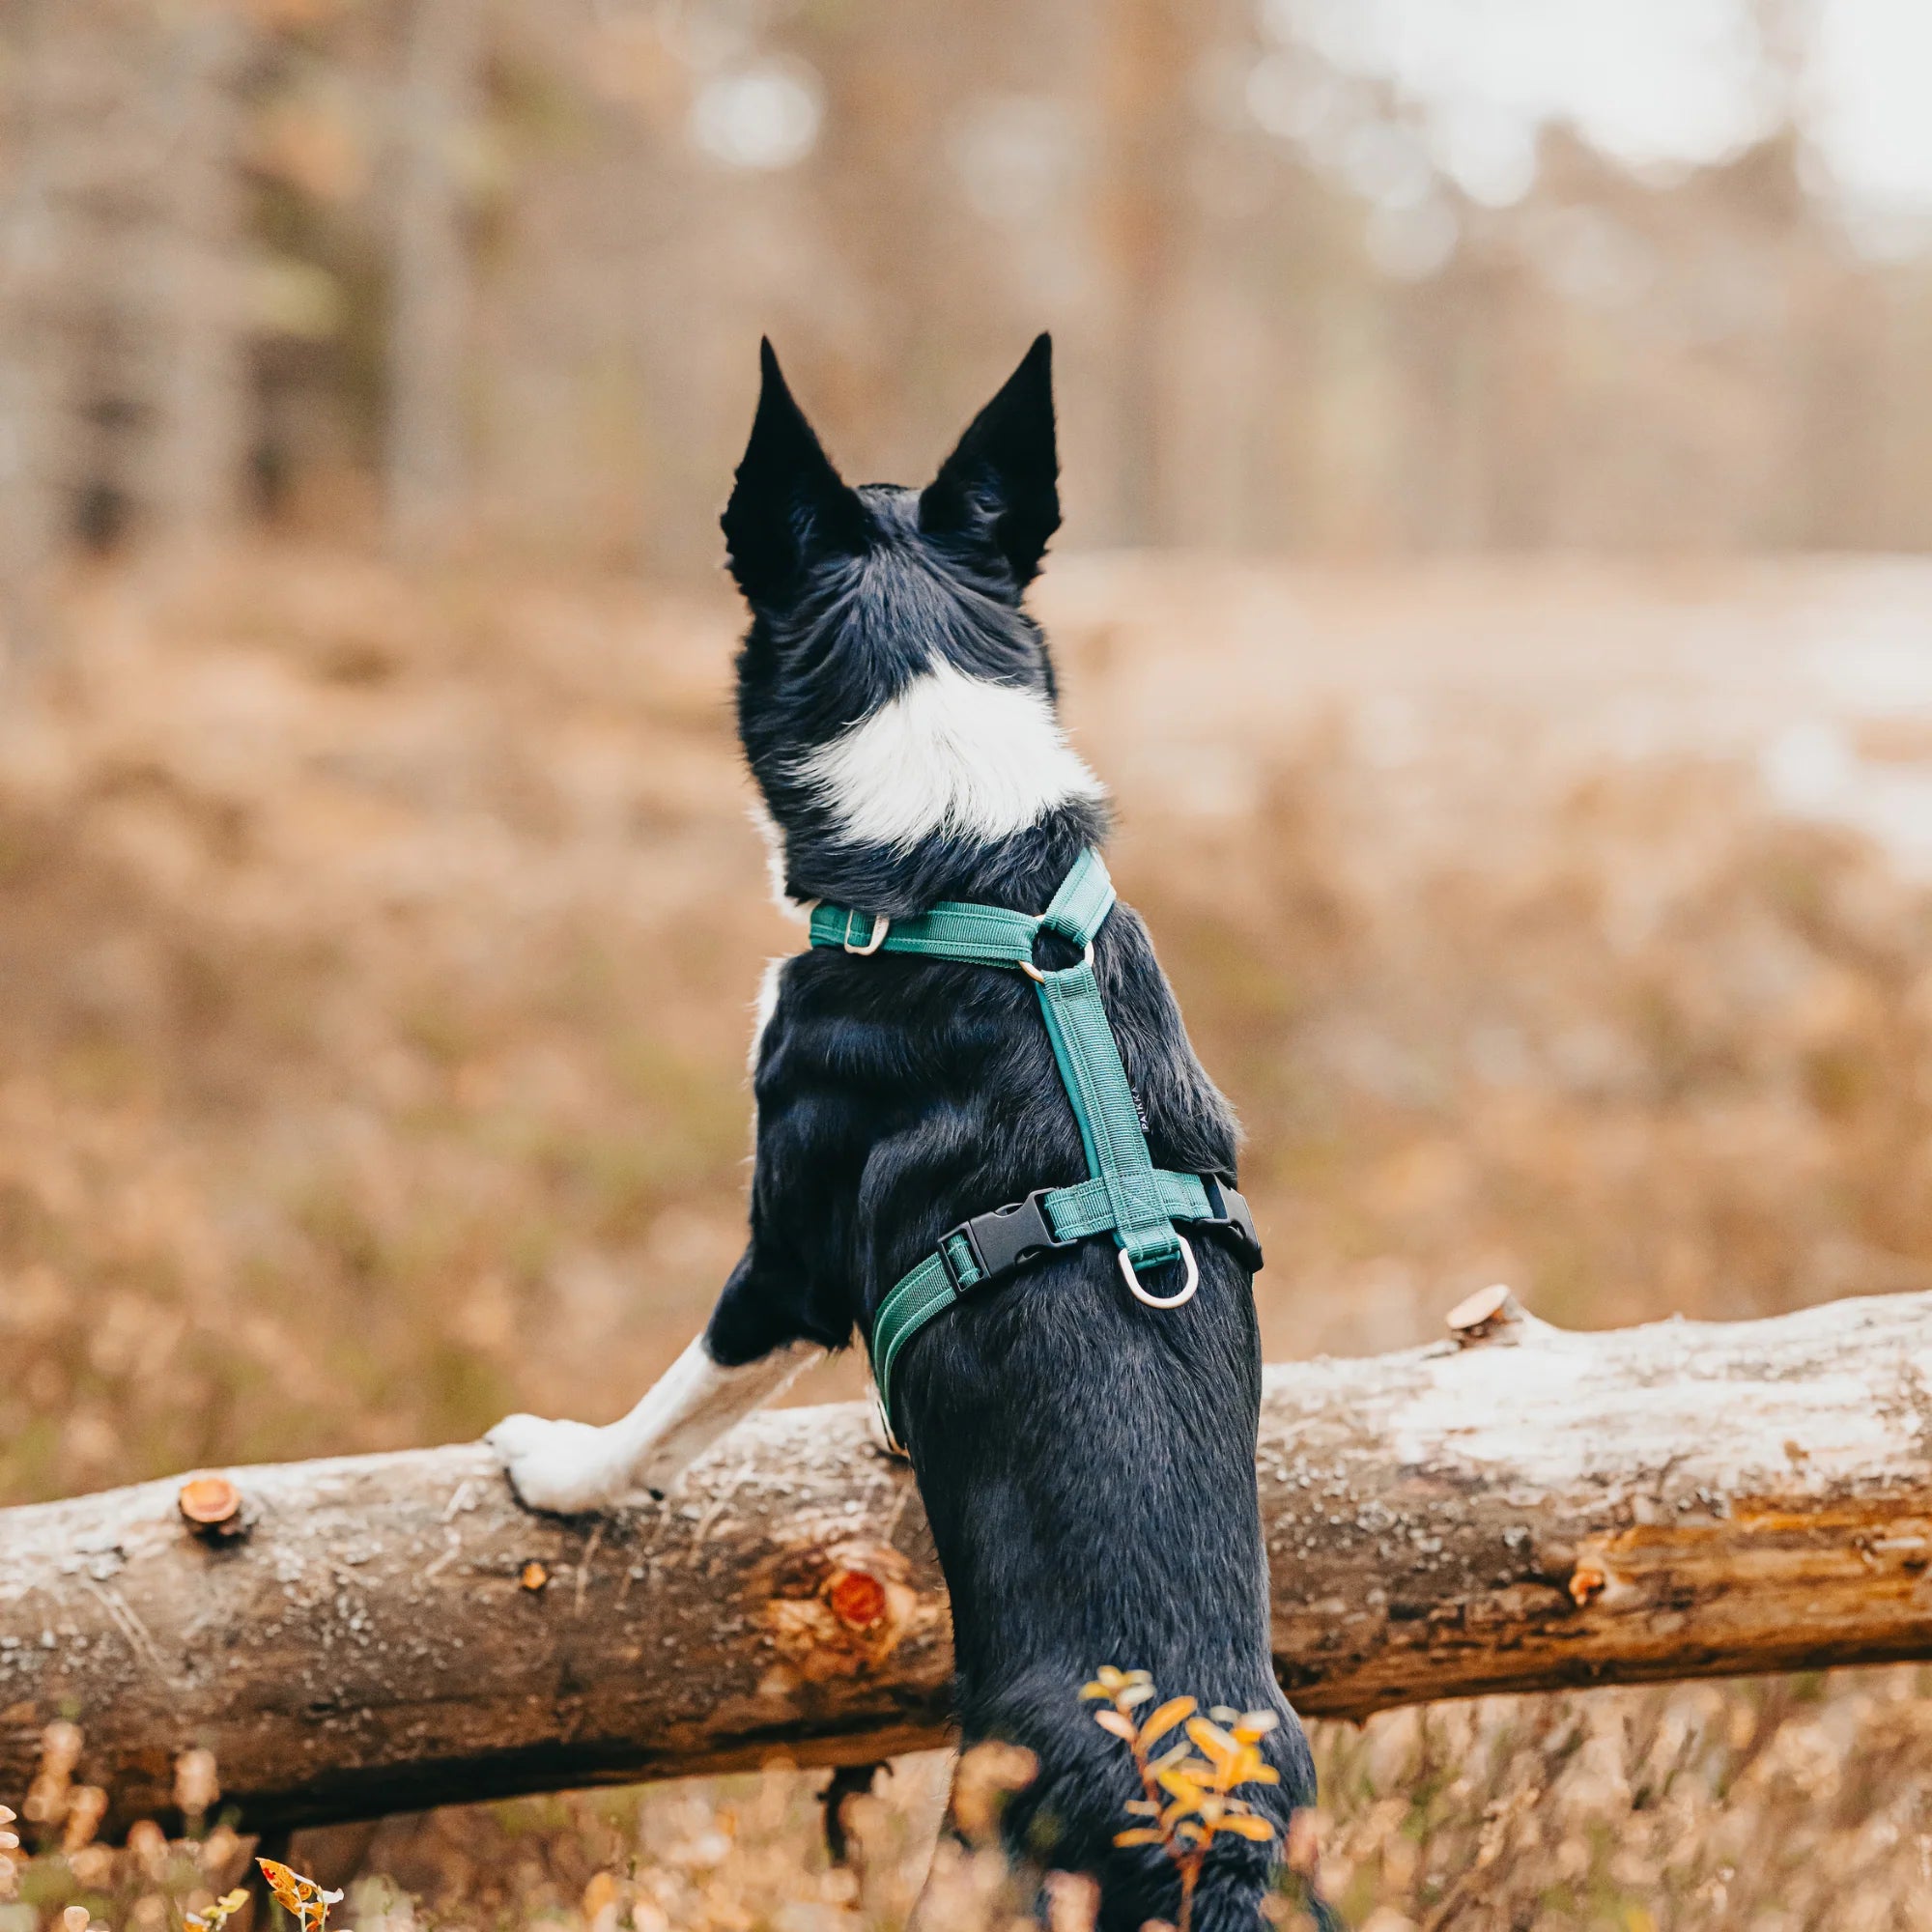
6, 546, 1932, 1926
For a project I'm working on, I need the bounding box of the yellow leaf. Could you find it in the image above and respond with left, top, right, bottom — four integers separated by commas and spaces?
1094, 1709, 1137, 1741
1216, 1814, 1276, 1842
1138, 1697, 1197, 1749
259, 1861, 307, 1918
1156, 1765, 1210, 1804
1079, 1683, 1111, 1701
1234, 1710, 1280, 1739
1124, 1799, 1159, 1816
1113, 1827, 1166, 1847
1185, 1718, 1239, 1769
257, 1859, 343, 1931
1221, 1747, 1283, 1785
219, 1896, 249, 1914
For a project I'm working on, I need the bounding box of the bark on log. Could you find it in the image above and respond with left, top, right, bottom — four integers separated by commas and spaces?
6, 1290, 1932, 1836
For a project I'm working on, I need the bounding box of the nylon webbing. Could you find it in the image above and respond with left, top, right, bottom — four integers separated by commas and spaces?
1034, 960, 1179, 1269
867, 1169, 1216, 1426
810, 848, 1210, 1443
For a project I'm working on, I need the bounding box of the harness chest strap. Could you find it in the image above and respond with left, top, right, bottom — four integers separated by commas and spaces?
808, 848, 1264, 1444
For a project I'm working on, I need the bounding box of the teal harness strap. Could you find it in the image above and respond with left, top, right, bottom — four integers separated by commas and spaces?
810, 847, 1263, 1445
808, 897, 1040, 968
867, 1170, 1223, 1414
1035, 962, 1178, 1269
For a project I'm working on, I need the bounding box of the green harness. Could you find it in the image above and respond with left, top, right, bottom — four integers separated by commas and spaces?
808, 847, 1263, 1448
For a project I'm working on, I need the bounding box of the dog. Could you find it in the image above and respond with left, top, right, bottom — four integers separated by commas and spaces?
488, 336, 1321, 1929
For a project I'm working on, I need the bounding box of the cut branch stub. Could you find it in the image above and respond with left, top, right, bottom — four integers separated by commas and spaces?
175, 1477, 244, 1540
1444, 1283, 1519, 1344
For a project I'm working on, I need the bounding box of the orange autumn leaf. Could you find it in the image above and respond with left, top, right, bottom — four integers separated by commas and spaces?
1184, 1717, 1240, 1770
1216, 1813, 1276, 1842
258, 1858, 343, 1930
1138, 1696, 1197, 1749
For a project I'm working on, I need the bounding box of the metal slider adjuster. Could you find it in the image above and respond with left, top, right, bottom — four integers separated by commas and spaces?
938, 1189, 1074, 1295
843, 911, 891, 955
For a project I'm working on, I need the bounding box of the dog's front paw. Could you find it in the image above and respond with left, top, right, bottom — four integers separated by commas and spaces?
486, 1413, 627, 1514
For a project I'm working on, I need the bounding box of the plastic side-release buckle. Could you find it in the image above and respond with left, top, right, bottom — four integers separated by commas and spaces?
1198, 1176, 1264, 1271
938, 1189, 1074, 1296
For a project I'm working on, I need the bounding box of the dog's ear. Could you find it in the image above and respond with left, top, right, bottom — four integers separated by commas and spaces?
919, 333, 1060, 588
723, 340, 866, 606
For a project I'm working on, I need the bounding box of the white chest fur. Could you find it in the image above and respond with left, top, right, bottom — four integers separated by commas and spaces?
793, 660, 1104, 850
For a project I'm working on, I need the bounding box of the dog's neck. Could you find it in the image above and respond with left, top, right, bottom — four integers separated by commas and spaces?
753, 663, 1113, 918
795, 659, 1103, 850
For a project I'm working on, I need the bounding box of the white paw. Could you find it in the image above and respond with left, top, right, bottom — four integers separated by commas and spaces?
486, 1413, 630, 1515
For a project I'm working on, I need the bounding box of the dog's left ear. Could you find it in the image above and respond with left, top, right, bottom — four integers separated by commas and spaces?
723, 339, 867, 608
919, 333, 1060, 589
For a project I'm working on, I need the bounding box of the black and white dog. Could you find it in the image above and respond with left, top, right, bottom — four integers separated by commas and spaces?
489, 337, 1318, 1929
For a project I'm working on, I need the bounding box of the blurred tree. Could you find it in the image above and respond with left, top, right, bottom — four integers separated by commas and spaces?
4, 0, 1932, 573
386, 0, 482, 555
142, 0, 251, 546
0, 0, 56, 661
1094, 0, 1195, 546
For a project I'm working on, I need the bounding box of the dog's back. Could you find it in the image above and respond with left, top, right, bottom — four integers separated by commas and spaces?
495, 337, 1322, 1927
727, 343, 1319, 1923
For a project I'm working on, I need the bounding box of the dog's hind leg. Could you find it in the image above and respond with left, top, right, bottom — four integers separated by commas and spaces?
486, 1333, 822, 1514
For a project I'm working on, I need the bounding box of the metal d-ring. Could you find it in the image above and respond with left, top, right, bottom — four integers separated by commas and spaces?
844, 912, 891, 955
1119, 1236, 1199, 1310
1020, 940, 1094, 983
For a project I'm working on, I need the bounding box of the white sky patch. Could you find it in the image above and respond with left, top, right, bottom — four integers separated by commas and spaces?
1261, 0, 1932, 231
690, 59, 822, 172
794, 660, 1105, 851
1807, 0, 1932, 213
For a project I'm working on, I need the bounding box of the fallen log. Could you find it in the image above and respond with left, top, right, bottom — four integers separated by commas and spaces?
5, 1288, 1932, 1835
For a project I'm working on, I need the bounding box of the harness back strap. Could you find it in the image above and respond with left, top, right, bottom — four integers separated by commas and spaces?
808, 848, 1262, 1444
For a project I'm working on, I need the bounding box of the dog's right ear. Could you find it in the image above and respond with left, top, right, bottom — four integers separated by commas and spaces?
919, 333, 1059, 588
722, 340, 866, 607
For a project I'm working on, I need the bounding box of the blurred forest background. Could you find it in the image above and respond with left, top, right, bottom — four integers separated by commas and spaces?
11, 2, 1932, 1927
5, 0, 1932, 617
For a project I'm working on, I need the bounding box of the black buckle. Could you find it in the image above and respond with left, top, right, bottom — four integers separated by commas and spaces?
939, 1189, 1073, 1295
1196, 1177, 1264, 1271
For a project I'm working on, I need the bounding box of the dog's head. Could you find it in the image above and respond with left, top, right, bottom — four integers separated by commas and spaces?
724, 336, 1107, 907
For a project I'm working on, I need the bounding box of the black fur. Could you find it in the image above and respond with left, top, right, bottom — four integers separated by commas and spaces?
710, 339, 1321, 1930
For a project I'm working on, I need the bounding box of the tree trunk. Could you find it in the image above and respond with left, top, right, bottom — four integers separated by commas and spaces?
141, 0, 249, 547
385, 0, 481, 556
5, 1290, 1932, 1837
1093, 0, 1197, 546
0, 0, 58, 658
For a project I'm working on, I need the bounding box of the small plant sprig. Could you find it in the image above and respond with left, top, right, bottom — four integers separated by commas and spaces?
184, 1889, 250, 1932
256, 1857, 344, 1931
1081, 1665, 1280, 1932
